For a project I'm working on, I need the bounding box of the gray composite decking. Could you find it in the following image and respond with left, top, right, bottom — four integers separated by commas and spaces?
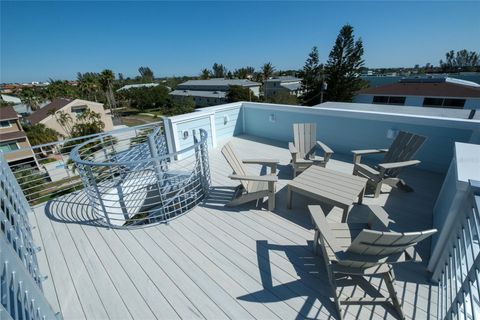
30, 135, 443, 319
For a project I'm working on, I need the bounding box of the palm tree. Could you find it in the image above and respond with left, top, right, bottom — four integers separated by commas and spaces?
78, 72, 100, 101
99, 69, 117, 115
261, 62, 275, 81
20, 88, 41, 112
50, 110, 73, 136
200, 68, 210, 80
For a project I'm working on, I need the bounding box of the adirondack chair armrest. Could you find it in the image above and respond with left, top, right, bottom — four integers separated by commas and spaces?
308, 205, 342, 252
242, 159, 279, 174
316, 141, 334, 161
352, 149, 389, 164
242, 159, 279, 165
228, 174, 278, 183
378, 159, 421, 170
288, 142, 298, 155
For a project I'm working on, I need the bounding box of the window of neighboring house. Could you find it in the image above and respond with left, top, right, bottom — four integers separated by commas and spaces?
423, 97, 466, 109
71, 106, 87, 115
443, 98, 466, 109
388, 96, 406, 105
0, 142, 19, 152
423, 98, 444, 107
372, 96, 389, 104
0, 120, 12, 128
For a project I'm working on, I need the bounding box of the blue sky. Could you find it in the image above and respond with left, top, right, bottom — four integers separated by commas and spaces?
1, 1, 479, 83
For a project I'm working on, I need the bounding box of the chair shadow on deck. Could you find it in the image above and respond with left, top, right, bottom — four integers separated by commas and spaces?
43, 190, 108, 228
237, 240, 405, 320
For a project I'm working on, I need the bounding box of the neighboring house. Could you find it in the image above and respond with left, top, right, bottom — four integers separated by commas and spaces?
117, 83, 160, 91
0, 93, 47, 117
264, 76, 304, 98
1, 94, 22, 105
354, 77, 480, 109
27, 98, 114, 137
0, 105, 36, 167
170, 78, 261, 107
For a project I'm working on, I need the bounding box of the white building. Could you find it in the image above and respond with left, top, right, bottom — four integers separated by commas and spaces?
264, 76, 303, 98
170, 78, 261, 107
354, 77, 480, 109
116, 83, 159, 91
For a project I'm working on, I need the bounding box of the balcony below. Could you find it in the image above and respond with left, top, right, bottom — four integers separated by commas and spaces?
30, 134, 442, 320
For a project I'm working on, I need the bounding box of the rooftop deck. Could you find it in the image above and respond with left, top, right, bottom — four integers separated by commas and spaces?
30, 135, 443, 319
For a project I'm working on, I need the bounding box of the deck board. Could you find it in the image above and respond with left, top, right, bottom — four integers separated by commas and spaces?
30, 134, 441, 319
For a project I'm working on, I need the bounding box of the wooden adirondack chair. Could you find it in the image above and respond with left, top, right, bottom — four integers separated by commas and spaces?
289, 123, 334, 177
309, 205, 436, 320
352, 131, 426, 197
221, 142, 279, 211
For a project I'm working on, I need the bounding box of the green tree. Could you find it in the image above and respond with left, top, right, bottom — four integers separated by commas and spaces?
325, 24, 366, 102
120, 85, 170, 111
300, 46, 322, 105
261, 62, 275, 81
200, 68, 211, 80
212, 63, 227, 78
164, 97, 195, 116
266, 91, 299, 105
138, 66, 155, 82
440, 49, 479, 71
24, 123, 61, 145
226, 85, 257, 102
19, 88, 42, 112
77, 72, 100, 101
70, 109, 105, 137
233, 67, 255, 79
50, 110, 74, 136
99, 69, 117, 111
44, 79, 80, 100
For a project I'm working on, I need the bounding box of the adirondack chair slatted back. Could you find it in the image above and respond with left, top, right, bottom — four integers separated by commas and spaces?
222, 142, 250, 190
382, 131, 426, 177
293, 123, 316, 159
346, 229, 437, 267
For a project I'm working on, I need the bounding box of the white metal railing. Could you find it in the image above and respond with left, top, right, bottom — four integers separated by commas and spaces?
0, 154, 60, 320
70, 127, 210, 228
436, 180, 480, 319
2, 121, 163, 206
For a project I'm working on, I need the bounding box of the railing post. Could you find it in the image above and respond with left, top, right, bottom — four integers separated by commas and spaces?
148, 131, 167, 221
86, 166, 111, 228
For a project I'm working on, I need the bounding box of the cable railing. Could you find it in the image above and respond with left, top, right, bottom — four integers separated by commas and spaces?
2, 121, 163, 206
70, 127, 210, 228
0, 153, 60, 320
436, 180, 480, 319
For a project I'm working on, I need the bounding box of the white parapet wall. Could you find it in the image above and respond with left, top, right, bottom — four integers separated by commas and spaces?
163, 102, 243, 160
428, 142, 480, 278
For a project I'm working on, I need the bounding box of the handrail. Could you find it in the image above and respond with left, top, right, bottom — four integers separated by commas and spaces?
1, 122, 165, 206
0, 154, 60, 319
70, 126, 208, 167
435, 180, 480, 319
70, 127, 210, 228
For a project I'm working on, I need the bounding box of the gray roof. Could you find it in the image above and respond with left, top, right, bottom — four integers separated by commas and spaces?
314, 101, 476, 120
169, 90, 227, 99
280, 82, 302, 91
178, 78, 260, 88
265, 76, 302, 82
117, 83, 159, 91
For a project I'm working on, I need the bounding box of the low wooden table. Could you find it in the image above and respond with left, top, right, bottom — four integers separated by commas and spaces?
287, 165, 368, 222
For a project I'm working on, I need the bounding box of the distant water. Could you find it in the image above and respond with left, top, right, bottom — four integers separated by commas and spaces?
361, 73, 480, 87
